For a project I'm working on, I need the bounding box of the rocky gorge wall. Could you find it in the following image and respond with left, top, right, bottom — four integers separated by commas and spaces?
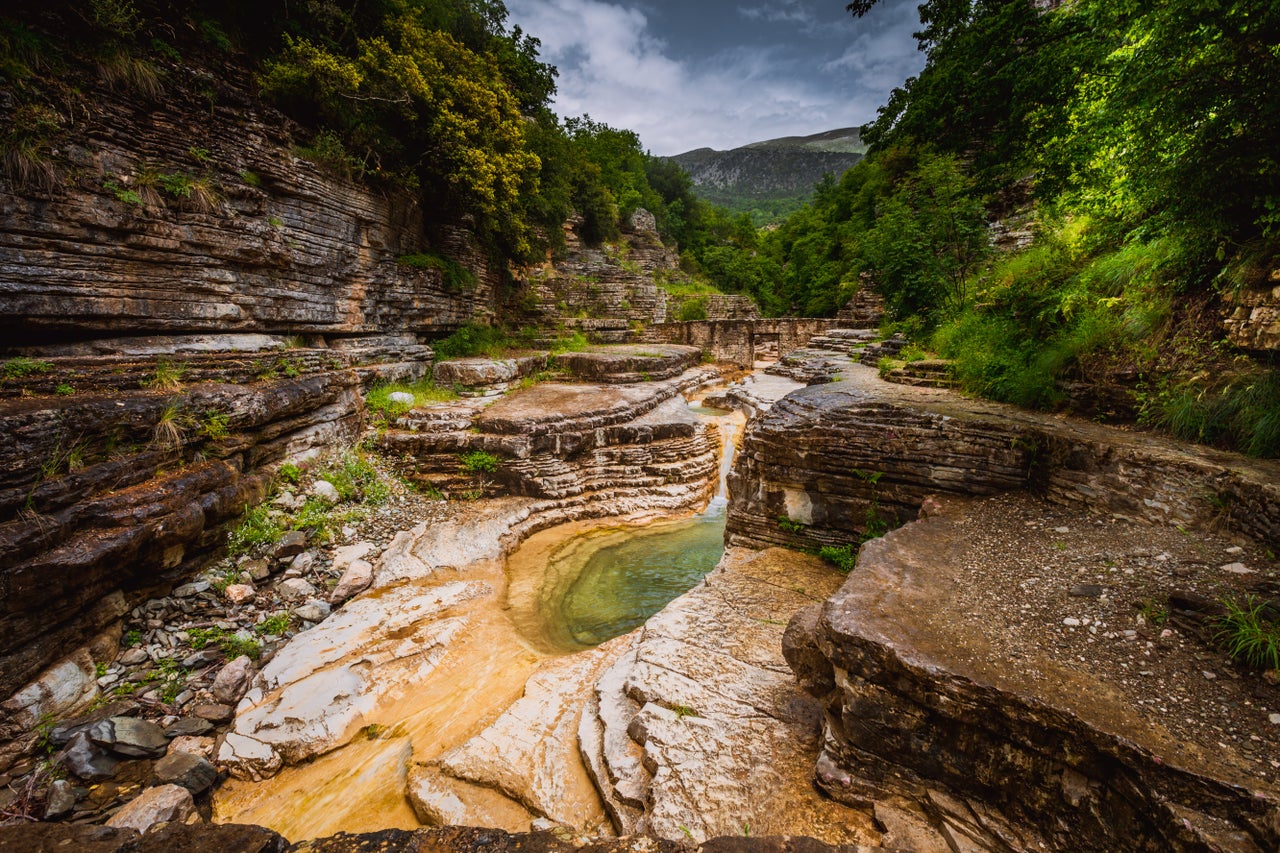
0, 49, 501, 759
0, 61, 498, 343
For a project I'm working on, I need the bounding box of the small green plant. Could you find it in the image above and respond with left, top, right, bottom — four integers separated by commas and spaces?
778, 516, 807, 535
677, 297, 709, 322
460, 450, 500, 474
254, 613, 292, 637
432, 323, 512, 359
1216, 594, 1280, 671
220, 634, 262, 661
55, 383, 74, 396
397, 251, 477, 291
277, 462, 302, 485
158, 171, 220, 212
33, 712, 57, 754
280, 358, 302, 378
1137, 597, 1168, 626
819, 543, 858, 573
671, 704, 697, 720
124, 629, 142, 646
104, 177, 144, 206
228, 504, 285, 557
877, 357, 897, 378
145, 357, 186, 391
267, 215, 283, 228
94, 661, 108, 678
316, 451, 390, 504
150, 402, 187, 450
2, 357, 53, 379
363, 723, 386, 740
366, 379, 460, 419
188, 146, 211, 164
549, 330, 590, 355
200, 411, 230, 441
239, 169, 261, 187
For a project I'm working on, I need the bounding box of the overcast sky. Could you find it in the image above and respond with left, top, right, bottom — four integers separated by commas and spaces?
504, 0, 926, 156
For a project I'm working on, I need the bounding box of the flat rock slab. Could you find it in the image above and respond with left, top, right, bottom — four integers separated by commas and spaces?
582, 547, 878, 845
415, 636, 632, 833
553, 345, 701, 383
433, 354, 547, 390
478, 378, 686, 436
801, 493, 1280, 851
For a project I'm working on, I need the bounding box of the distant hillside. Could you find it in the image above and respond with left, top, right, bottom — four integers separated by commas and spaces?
669, 128, 867, 223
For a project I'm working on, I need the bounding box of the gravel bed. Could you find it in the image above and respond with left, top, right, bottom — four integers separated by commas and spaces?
949, 491, 1280, 785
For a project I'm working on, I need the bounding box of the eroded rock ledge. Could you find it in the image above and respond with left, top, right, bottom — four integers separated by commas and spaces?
787, 496, 1280, 851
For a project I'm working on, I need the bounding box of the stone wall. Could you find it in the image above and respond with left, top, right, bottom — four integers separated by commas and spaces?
1222, 278, 1280, 352
643, 319, 841, 367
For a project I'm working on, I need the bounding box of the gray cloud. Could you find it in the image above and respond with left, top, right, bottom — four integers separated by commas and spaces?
506, 0, 925, 156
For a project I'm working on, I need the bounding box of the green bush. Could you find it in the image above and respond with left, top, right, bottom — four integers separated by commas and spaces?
677, 297, 709, 321
366, 379, 459, 417
316, 451, 389, 504
460, 450, 500, 474
433, 324, 512, 359
1216, 594, 1280, 671
1143, 370, 1280, 458
227, 504, 284, 557
2, 356, 52, 379
819, 544, 857, 573
397, 252, 477, 292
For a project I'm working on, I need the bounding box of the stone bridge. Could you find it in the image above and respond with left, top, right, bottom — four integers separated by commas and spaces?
642, 318, 842, 367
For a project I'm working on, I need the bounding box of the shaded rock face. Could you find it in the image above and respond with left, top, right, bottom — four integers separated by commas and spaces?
0, 60, 496, 343
727, 367, 1280, 552
0, 823, 863, 852
0, 369, 363, 707
787, 500, 1280, 852
1222, 277, 1280, 351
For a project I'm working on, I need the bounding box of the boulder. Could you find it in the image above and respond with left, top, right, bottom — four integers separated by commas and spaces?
272, 532, 308, 560
90, 717, 169, 758
43, 779, 77, 819
191, 703, 234, 724
216, 732, 282, 782
224, 584, 256, 605
388, 391, 415, 407
310, 480, 341, 505
330, 559, 374, 603
276, 578, 317, 602
153, 751, 218, 794
164, 717, 213, 738
212, 656, 256, 706
104, 784, 196, 833
294, 600, 331, 623
331, 542, 376, 574
244, 559, 272, 582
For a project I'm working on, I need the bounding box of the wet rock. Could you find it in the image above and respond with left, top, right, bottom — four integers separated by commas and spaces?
426, 638, 631, 829
153, 751, 217, 794
90, 717, 169, 758
277, 578, 317, 602
294, 600, 331, 623
273, 532, 308, 560
62, 730, 122, 782
44, 779, 77, 819
224, 584, 256, 605
192, 703, 234, 724
104, 784, 196, 832
330, 560, 374, 603
311, 480, 341, 505
212, 656, 256, 706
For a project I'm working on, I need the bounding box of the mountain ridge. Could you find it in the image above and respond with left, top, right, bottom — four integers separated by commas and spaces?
668, 127, 867, 222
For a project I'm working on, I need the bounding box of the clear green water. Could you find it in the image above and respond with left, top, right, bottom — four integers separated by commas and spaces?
557, 507, 726, 647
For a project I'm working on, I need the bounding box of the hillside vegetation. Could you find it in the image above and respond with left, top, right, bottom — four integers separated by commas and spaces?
698, 0, 1280, 456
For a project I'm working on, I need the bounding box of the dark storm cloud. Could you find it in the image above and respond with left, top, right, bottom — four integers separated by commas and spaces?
505, 0, 925, 155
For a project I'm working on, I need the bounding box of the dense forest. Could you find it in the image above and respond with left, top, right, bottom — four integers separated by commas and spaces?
710, 0, 1280, 456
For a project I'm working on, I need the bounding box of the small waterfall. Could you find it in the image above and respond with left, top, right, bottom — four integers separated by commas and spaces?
705, 415, 740, 517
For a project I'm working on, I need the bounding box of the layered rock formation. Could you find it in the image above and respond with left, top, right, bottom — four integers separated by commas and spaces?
579, 547, 878, 845
728, 361, 1280, 551
0, 61, 495, 342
